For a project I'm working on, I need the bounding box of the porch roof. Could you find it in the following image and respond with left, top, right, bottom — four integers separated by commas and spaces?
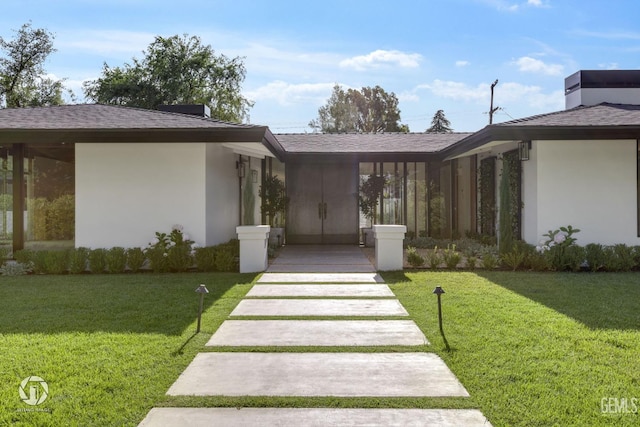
443, 103, 640, 159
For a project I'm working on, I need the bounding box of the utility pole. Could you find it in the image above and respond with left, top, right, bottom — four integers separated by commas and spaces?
489, 79, 499, 125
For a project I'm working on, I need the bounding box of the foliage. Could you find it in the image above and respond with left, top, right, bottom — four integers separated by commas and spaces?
442, 244, 461, 269
242, 172, 255, 225
500, 246, 527, 271
465, 255, 477, 269
359, 174, 386, 224
68, 247, 89, 274
25, 195, 75, 241
498, 156, 514, 254
309, 84, 408, 133
427, 247, 442, 269
536, 225, 581, 271
478, 157, 496, 236
88, 248, 107, 274
83, 34, 252, 122
194, 246, 217, 272
146, 225, 195, 273
43, 250, 69, 274
603, 244, 636, 272
214, 239, 239, 272
584, 243, 605, 272
406, 246, 424, 268
480, 247, 499, 270
0, 261, 32, 276
126, 247, 146, 273
0, 23, 65, 108
259, 175, 288, 227
425, 109, 453, 133
106, 247, 127, 273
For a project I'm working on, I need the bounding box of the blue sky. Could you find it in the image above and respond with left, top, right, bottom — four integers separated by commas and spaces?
2, 0, 640, 132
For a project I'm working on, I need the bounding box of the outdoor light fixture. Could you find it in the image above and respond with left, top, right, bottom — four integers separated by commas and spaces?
195, 284, 209, 333
519, 140, 531, 161
252, 169, 258, 183
432, 286, 450, 351
236, 161, 246, 178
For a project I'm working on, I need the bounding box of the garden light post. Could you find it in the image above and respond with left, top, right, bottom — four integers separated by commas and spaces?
433, 286, 450, 351
195, 284, 209, 333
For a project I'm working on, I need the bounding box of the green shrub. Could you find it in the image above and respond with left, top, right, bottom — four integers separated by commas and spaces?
0, 261, 32, 276
14, 249, 33, 265
501, 248, 526, 271
465, 256, 477, 269
584, 243, 605, 272
603, 244, 636, 272
106, 247, 127, 273
481, 246, 499, 270
126, 248, 146, 273
30, 251, 48, 274
215, 247, 237, 272
194, 247, 217, 272
167, 245, 193, 272
88, 249, 107, 274
69, 247, 90, 274
0, 246, 10, 260
406, 246, 424, 268
564, 245, 586, 272
44, 250, 70, 274
525, 251, 549, 271
426, 247, 442, 270
442, 244, 461, 270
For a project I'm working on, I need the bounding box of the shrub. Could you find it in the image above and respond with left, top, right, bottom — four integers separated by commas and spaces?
215, 247, 237, 272
603, 244, 636, 272
167, 244, 193, 272
44, 250, 70, 274
126, 248, 146, 273
501, 248, 527, 271
195, 247, 217, 272
563, 245, 586, 272
426, 247, 442, 270
31, 251, 48, 274
538, 225, 581, 271
480, 246, 499, 270
0, 246, 10, 260
146, 225, 195, 273
14, 249, 33, 265
442, 244, 461, 270
406, 246, 424, 268
584, 243, 605, 272
106, 247, 127, 273
88, 249, 107, 274
0, 261, 32, 276
465, 255, 477, 270
68, 247, 90, 274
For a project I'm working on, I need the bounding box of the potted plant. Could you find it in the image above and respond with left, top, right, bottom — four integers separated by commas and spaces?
359, 174, 386, 247
259, 175, 289, 247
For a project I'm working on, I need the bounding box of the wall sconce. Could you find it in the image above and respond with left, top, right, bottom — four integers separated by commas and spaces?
251, 169, 258, 183
236, 160, 245, 178
518, 140, 531, 161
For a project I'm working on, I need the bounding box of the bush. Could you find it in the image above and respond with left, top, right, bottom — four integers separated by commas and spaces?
406, 246, 424, 268
480, 246, 499, 270
44, 250, 70, 274
442, 244, 461, 270
14, 249, 33, 265
106, 247, 127, 273
167, 244, 193, 272
126, 248, 146, 273
146, 225, 195, 273
194, 247, 217, 272
69, 247, 90, 274
88, 249, 107, 274
426, 247, 442, 270
603, 244, 636, 272
501, 248, 527, 271
465, 255, 477, 270
215, 247, 237, 272
0, 261, 32, 276
584, 243, 605, 272
563, 245, 586, 272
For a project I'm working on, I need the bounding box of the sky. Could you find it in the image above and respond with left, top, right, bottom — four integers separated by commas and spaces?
1, 0, 640, 133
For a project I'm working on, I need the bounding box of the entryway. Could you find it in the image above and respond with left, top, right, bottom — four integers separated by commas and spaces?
286, 162, 358, 244
267, 245, 375, 273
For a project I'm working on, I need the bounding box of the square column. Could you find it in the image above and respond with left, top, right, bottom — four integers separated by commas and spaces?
373, 225, 406, 271
236, 225, 270, 273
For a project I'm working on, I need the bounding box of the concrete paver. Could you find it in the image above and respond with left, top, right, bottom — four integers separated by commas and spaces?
246, 284, 395, 297
166, 352, 470, 397
206, 320, 428, 346
230, 298, 408, 317
139, 407, 492, 427
267, 245, 376, 273
258, 272, 384, 283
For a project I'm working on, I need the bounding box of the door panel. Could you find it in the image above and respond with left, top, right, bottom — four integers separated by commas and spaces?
286, 162, 358, 244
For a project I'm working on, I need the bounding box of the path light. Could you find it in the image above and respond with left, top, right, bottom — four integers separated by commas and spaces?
195, 284, 209, 333
432, 286, 450, 351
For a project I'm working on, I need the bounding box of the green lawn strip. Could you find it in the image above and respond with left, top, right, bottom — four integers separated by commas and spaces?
385, 271, 640, 427
0, 273, 256, 427
159, 395, 475, 410
200, 345, 431, 353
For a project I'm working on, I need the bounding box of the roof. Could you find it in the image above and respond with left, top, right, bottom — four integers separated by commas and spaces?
443, 103, 640, 159
274, 132, 472, 161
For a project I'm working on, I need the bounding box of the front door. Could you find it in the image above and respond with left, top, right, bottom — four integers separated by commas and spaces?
286, 162, 358, 244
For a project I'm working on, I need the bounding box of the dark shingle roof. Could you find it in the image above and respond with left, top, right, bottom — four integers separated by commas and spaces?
495, 103, 640, 127
275, 132, 473, 154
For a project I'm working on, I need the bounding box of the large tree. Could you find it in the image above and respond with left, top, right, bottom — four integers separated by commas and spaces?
426, 109, 453, 133
83, 34, 253, 122
0, 23, 65, 108
310, 84, 408, 133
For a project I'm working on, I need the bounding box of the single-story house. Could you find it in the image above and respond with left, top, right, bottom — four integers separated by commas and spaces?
1, 69, 639, 252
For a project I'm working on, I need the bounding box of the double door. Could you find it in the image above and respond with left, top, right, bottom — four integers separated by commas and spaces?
286, 162, 358, 244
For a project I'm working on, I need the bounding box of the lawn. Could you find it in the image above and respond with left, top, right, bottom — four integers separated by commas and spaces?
2, 271, 639, 426
386, 271, 640, 426
0, 273, 257, 426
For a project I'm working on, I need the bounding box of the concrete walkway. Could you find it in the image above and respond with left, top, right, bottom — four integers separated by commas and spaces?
266, 245, 376, 273
139, 246, 491, 426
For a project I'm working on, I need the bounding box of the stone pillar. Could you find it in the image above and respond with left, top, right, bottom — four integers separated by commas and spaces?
236, 225, 270, 273
373, 225, 407, 271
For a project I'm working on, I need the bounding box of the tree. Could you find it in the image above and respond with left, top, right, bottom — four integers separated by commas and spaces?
83, 34, 253, 122
0, 23, 65, 108
426, 109, 453, 133
310, 84, 408, 133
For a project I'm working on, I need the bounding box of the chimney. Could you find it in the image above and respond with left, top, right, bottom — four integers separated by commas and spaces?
157, 104, 211, 118
565, 70, 640, 109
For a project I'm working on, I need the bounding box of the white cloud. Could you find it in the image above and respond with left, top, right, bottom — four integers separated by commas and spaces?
527, 0, 542, 6
57, 30, 155, 56
339, 50, 422, 71
455, 60, 470, 67
479, 0, 547, 11
598, 62, 619, 70
244, 81, 336, 107
419, 80, 489, 102
513, 56, 564, 76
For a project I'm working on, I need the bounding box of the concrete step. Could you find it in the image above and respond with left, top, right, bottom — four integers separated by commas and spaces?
258, 272, 384, 283
230, 299, 408, 317
246, 284, 395, 297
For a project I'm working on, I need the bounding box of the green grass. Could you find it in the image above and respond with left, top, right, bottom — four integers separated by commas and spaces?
385, 271, 640, 426
0, 273, 257, 426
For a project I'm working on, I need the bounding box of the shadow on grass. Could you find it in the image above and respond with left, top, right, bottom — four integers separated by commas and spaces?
0, 272, 257, 335
477, 271, 640, 330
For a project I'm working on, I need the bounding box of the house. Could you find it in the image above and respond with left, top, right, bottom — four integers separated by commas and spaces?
1, 69, 639, 253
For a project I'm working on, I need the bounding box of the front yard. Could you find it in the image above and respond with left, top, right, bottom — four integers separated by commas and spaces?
1, 271, 639, 426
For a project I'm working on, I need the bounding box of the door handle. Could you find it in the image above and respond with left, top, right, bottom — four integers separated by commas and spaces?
323, 202, 327, 219
318, 203, 323, 219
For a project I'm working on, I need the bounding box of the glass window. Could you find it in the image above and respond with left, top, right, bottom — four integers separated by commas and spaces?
0, 146, 12, 254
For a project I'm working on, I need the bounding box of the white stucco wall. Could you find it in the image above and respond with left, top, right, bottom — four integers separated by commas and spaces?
534, 139, 639, 245
76, 143, 207, 248
205, 143, 240, 245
